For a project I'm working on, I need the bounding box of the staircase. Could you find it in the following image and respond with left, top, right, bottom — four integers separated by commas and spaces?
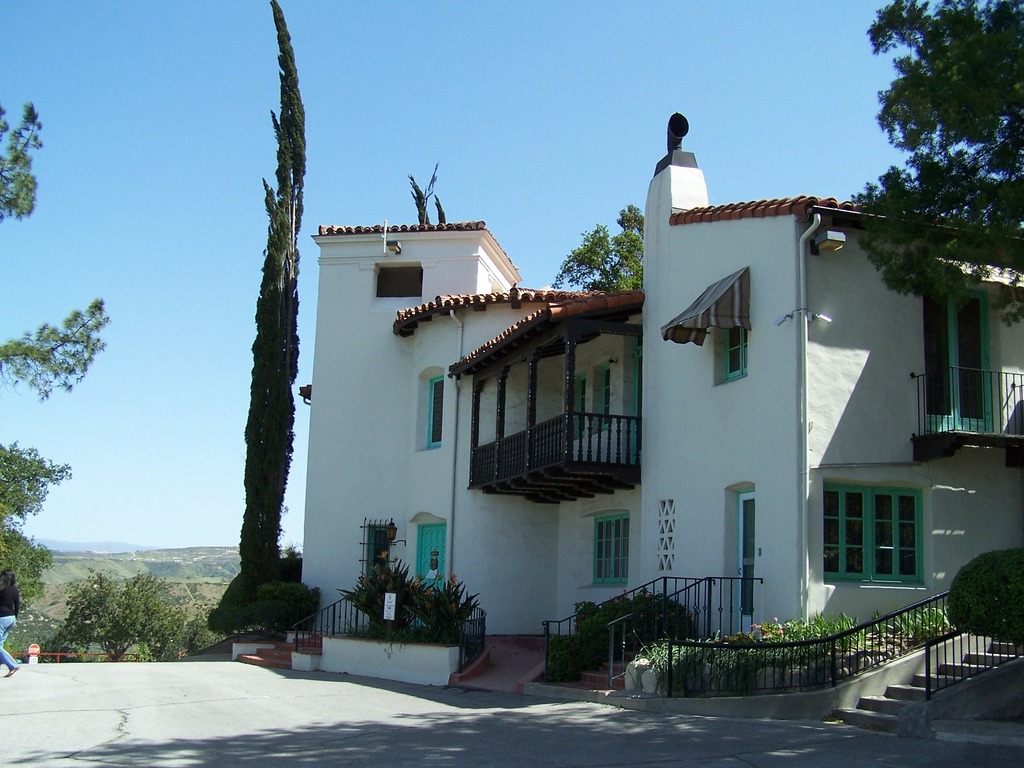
836, 640, 1021, 733
237, 642, 294, 670
577, 661, 628, 691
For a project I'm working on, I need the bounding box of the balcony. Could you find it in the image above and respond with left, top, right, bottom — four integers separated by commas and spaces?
911, 366, 1024, 465
469, 411, 641, 503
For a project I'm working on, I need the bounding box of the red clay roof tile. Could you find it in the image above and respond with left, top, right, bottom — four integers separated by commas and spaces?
394, 288, 595, 337
449, 290, 644, 377
670, 196, 859, 226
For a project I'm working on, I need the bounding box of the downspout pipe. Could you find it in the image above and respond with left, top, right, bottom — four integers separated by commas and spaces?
448, 309, 465, 575
797, 212, 822, 621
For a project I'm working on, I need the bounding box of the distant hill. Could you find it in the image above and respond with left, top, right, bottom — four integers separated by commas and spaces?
38, 539, 157, 553
12, 546, 241, 647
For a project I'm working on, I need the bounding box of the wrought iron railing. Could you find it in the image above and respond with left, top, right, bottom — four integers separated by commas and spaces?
541, 576, 758, 684
606, 576, 762, 688
458, 606, 487, 671
912, 367, 1024, 436
923, 632, 1023, 700
292, 596, 369, 652
470, 411, 641, 487
663, 591, 951, 697
293, 598, 487, 672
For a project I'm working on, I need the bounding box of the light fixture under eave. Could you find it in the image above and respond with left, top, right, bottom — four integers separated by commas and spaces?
811, 230, 846, 255
813, 313, 833, 325
386, 239, 402, 255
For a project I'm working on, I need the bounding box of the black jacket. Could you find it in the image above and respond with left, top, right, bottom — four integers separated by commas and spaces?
0, 585, 20, 618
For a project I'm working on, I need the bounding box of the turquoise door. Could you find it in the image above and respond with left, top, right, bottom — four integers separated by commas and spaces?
737, 492, 756, 624
416, 523, 447, 588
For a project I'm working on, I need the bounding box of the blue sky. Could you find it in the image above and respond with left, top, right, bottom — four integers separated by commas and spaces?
3, 1, 902, 550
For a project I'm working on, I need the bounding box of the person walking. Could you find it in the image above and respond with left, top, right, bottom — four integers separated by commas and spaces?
0, 570, 21, 677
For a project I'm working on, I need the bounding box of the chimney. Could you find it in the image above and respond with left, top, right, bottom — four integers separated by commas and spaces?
649, 112, 708, 212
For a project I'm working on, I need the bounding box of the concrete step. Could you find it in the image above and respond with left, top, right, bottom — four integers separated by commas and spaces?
963, 652, 1017, 666
835, 708, 900, 734
989, 642, 1022, 656
238, 642, 293, 670
856, 695, 906, 716
884, 683, 926, 702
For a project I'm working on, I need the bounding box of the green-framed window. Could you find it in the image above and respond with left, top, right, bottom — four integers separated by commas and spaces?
426, 376, 444, 448
724, 327, 748, 381
594, 513, 629, 584
823, 485, 922, 582
364, 526, 390, 576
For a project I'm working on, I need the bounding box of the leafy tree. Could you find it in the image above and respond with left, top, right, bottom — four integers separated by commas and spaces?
0, 102, 42, 222
857, 0, 1024, 323
1, 100, 109, 604
238, 0, 306, 601
59, 570, 187, 660
0, 299, 110, 399
553, 205, 644, 292
409, 163, 446, 225
0, 442, 64, 596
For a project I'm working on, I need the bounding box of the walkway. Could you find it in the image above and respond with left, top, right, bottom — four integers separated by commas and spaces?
5, 661, 1022, 767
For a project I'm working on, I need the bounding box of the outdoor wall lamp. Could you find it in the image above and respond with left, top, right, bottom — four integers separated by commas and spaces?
775, 310, 833, 326
810, 230, 846, 255
386, 519, 406, 546
386, 239, 402, 255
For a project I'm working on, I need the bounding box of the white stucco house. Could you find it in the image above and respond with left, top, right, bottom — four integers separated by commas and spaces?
301, 115, 1024, 636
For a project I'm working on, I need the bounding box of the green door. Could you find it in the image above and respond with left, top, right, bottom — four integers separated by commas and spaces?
924, 293, 991, 432
416, 523, 447, 588
738, 492, 756, 621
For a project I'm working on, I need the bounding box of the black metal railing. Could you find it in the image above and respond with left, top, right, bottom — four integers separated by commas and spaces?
923, 632, 1023, 700
293, 598, 487, 673
458, 606, 487, 672
541, 576, 758, 685
913, 367, 1024, 436
664, 591, 951, 697
292, 596, 369, 652
606, 576, 762, 688
470, 411, 641, 487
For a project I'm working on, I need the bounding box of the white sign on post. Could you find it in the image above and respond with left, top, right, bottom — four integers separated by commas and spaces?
383, 592, 397, 621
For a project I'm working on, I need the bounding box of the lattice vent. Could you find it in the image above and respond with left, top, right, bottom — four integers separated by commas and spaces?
657, 499, 675, 572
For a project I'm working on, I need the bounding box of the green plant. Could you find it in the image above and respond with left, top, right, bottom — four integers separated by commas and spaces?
949, 548, 1024, 645
339, 559, 480, 644
340, 559, 418, 637
407, 575, 479, 644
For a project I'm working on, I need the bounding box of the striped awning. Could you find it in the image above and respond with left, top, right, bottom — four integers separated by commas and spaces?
661, 267, 750, 346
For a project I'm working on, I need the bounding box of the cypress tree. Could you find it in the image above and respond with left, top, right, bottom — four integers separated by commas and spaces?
238, 0, 306, 600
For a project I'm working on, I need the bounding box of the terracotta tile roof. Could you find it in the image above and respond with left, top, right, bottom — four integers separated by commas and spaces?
449, 290, 645, 378
317, 221, 490, 236
670, 196, 860, 226
394, 288, 593, 337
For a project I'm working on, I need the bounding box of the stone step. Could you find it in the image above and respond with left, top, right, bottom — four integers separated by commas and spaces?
937, 662, 987, 678
963, 652, 1017, 666
856, 695, 905, 716
989, 642, 1023, 655
835, 708, 900, 734
238, 643, 293, 670
884, 683, 926, 702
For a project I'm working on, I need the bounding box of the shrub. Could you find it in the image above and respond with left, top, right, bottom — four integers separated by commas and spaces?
208, 577, 320, 635
408, 575, 480, 644
339, 559, 480, 644
949, 548, 1024, 644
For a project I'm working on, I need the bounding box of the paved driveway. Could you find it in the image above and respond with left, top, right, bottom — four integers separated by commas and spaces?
3, 661, 1021, 767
